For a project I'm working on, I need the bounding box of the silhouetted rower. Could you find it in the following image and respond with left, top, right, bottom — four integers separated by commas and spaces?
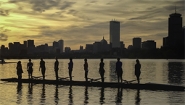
27, 59, 33, 79
16, 61, 23, 80
54, 58, 59, 81
116, 58, 123, 83
99, 58, 105, 82
135, 59, 141, 84
1, 58, 5, 64
68, 58, 73, 81
39, 58, 46, 80
84, 58, 88, 82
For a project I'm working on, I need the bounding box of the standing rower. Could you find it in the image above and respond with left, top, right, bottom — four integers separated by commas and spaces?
135, 59, 141, 84
54, 57, 59, 81
99, 58, 105, 82
116, 58, 123, 83
39, 58, 46, 80
68, 58, 73, 81
16, 61, 23, 80
84, 58, 88, 82
27, 59, 33, 79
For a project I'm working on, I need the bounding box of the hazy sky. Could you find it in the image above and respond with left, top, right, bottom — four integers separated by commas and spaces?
0, 0, 184, 49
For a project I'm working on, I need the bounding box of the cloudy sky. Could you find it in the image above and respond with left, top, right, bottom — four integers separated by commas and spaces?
0, 0, 184, 50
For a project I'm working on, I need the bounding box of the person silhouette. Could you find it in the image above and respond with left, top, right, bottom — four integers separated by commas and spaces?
116, 58, 123, 83
16, 61, 23, 80
68, 58, 73, 81
54, 58, 59, 81
135, 59, 141, 84
39, 58, 46, 80
27, 59, 33, 79
99, 58, 105, 82
84, 58, 88, 82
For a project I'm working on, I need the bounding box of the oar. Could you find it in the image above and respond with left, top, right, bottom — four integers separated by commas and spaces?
87, 77, 106, 82
122, 78, 142, 84
32, 75, 47, 80
58, 76, 74, 81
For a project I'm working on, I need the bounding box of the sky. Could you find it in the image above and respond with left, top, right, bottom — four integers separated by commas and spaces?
0, 0, 184, 50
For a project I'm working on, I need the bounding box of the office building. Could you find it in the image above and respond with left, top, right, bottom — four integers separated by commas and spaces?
163, 9, 183, 49
110, 20, 120, 48
142, 40, 156, 50
27, 40, 34, 48
133, 38, 141, 49
58, 40, 64, 53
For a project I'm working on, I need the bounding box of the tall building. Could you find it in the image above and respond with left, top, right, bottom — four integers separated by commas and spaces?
168, 10, 182, 39
58, 40, 64, 53
133, 37, 141, 49
110, 20, 120, 48
163, 9, 183, 49
27, 40, 34, 48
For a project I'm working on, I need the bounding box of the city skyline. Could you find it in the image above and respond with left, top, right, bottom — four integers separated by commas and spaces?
0, 0, 184, 50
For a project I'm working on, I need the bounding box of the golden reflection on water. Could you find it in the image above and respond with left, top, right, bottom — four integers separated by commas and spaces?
0, 59, 185, 105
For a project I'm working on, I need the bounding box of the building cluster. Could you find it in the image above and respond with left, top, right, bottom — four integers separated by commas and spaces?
0, 39, 64, 56
0, 9, 184, 57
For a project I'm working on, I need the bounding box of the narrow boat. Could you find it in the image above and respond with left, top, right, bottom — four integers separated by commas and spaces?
1, 78, 185, 91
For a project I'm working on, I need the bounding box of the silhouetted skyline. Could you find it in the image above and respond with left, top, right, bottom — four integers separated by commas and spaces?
0, 0, 184, 50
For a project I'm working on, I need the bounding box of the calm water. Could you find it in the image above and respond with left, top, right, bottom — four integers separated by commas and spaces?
0, 59, 185, 105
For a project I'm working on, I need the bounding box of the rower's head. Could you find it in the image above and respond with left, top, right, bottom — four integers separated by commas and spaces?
69, 58, 72, 61
117, 58, 120, 61
18, 61, 21, 64
40, 58, 43, 61
55, 57, 58, 61
84, 58, 87, 62
29, 59, 31, 62
136, 59, 140, 63
101, 58, 103, 62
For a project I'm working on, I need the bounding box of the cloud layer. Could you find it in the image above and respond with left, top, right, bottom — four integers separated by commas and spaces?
0, 0, 184, 49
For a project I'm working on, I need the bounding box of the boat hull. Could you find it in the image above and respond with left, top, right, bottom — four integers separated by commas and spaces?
1, 78, 185, 91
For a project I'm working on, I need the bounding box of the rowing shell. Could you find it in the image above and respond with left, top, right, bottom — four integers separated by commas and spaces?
1, 78, 185, 91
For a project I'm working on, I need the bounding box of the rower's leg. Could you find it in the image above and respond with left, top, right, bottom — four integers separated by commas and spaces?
85, 71, 88, 81
137, 76, 140, 84
69, 70, 72, 81
55, 70, 58, 80
31, 71, 33, 79
102, 72, 104, 82
42, 69, 45, 80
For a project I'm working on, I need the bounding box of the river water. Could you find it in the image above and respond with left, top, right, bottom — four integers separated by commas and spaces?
0, 59, 185, 105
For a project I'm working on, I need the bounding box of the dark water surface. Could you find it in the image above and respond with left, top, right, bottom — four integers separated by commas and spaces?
0, 59, 185, 105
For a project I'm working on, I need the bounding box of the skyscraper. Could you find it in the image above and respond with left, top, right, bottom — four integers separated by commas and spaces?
133, 37, 141, 49
164, 8, 183, 49
110, 20, 120, 48
58, 40, 64, 53
27, 40, 34, 48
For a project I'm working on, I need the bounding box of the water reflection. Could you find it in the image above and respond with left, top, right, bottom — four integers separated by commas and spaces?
84, 86, 89, 104
109, 61, 117, 81
40, 84, 46, 105
168, 62, 184, 84
100, 87, 105, 104
16, 82, 22, 104
27, 83, 33, 105
135, 89, 141, 105
115, 88, 123, 104
68, 85, 73, 105
54, 85, 59, 105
